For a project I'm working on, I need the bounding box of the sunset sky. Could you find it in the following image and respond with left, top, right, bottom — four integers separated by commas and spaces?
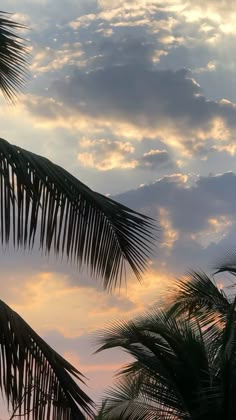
1, 0, 236, 413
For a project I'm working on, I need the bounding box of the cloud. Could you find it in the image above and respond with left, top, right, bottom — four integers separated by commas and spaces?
31, 43, 85, 75
10, 272, 137, 337
6, 0, 236, 171
1, 0, 97, 23
115, 171, 236, 236
77, 138, 174, 171
24, 61, 236, 159
137, 149, 175, 170
186, 0, 236, 19
42, 329, 132, 401
77, 138, 137, 170
110, 170, 236, 279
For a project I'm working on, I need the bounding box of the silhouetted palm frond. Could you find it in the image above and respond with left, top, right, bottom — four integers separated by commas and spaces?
96, 308, 218, 419
0, 299, 94, 419
97, 265, 236, 419
167, 271, 229, 322
0, 12, 29, 101
167, 271, 230, 349
98, 374, 177, 420
168, 271, 229, 316
0, 137, 157, 290
214, 250, 236, 280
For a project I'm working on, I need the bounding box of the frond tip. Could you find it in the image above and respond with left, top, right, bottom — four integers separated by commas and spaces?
0, 299, 94, 419
0, 11, 30, 101
214, 250, 236, 277
0, 138, 157, 289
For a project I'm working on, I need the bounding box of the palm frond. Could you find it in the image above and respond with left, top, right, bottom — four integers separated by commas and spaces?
0, 12, 29, 101
98, 374, 179, 420
97, 269, 236, 419
95, 309, 215, 418
0, 137, 157, 289
167, 271, 229, 323
0, 299, 94, 419
95, 400, 109, 419
217, 297, 236, 418
214, 250, 236, 278
166, 272, 231, 361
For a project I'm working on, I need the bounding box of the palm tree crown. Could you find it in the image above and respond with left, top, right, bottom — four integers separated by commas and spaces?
96, 269, 236, 420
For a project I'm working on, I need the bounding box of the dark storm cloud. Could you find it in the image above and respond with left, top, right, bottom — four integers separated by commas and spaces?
163, 226, 236, 276
86, 36, 155, 68
114, 172, 236, 234
113, 170, 236, 277
29, 64, 236, 143
49, 66, 202, 126
158, 44, 216, 72
137, 149, 175, 170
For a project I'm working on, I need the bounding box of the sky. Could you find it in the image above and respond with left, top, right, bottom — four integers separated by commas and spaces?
1, 0, 236, 416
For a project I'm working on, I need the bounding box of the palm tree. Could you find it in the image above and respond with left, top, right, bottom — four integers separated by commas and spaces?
96, 270, 236, 419
0, 12, 157, 419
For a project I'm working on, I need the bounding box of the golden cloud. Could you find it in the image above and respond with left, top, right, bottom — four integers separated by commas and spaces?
77, 138, 138, 171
